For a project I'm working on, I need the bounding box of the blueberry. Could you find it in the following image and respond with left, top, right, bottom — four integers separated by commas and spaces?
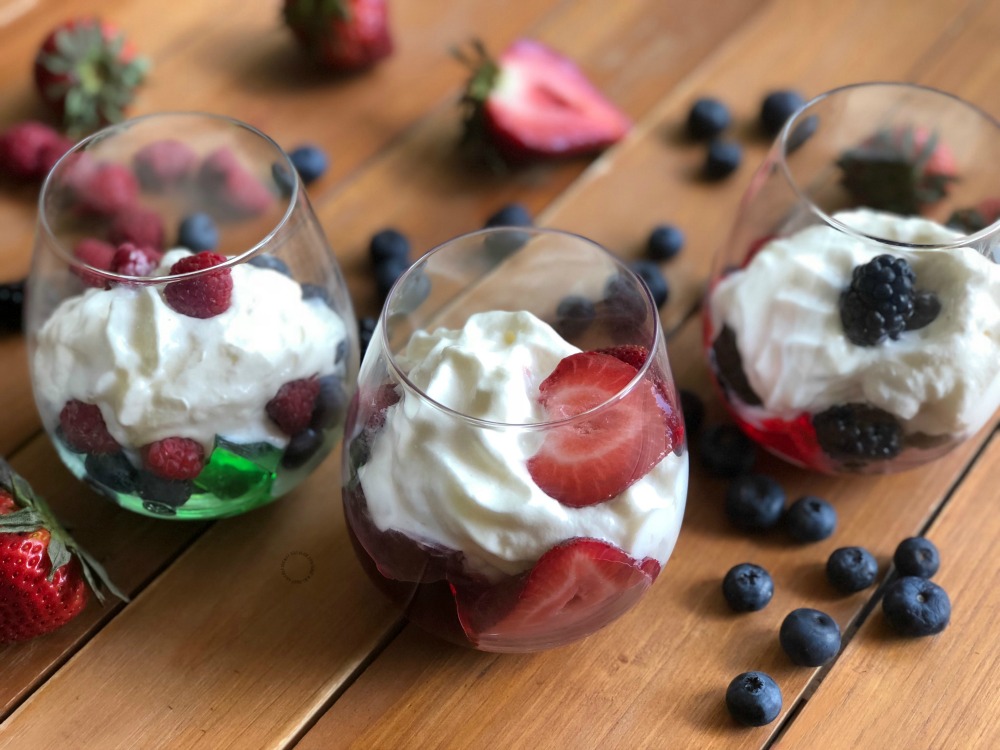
826, 546, 879, 593
686, 97, 731, 140
392, 268, 431, 313
248, 254, 292, 277
722, 563, 774, 612
554, 295, 596, 339
300, 283, 330, 303
785, 114, 818, 153
678, 389, 705, 436
358, 316, 378, 359
784, 495, 837, 542
725, 474, 786, 531
369, 228, 410, 266
699, 423, 757, 478
882, 576, 951, 636
177, 212, 219, 252
375, 258, 408, 299
85, 452, 138, 494
760, 90, 806, 137
484, 228, 531, 259
779, 608, 841, 666
646, 224, 685, 262
289, 144, 329, 185
725, 671, 782, 726
335, 338, 348, 365
136, 472, 193, 507
603, 272, 649, 324
271, 162, 295, 196
484, 202, 532, 228
704, 140, 742, 180
629, 260, 668, 308
282, 428, 325, 469
893, 536, 940, 579
0, 279, 25, 333
310, 374, 348, 430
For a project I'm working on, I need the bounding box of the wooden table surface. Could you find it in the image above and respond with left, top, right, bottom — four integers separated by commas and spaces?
2, 1, 999, 748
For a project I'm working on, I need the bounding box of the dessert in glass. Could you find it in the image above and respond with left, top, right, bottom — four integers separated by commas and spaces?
342, 228, 688, 652
26, 112, 358, 519
704, 82, 1000, 474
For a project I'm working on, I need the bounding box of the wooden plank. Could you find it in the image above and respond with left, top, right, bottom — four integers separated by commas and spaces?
297, 317, 995, 750
773, 435, 1000, 749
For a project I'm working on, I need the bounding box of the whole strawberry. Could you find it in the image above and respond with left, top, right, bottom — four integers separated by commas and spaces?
0, 458, 127, 644
33, 18, 150, 134
283, 0, 393, 71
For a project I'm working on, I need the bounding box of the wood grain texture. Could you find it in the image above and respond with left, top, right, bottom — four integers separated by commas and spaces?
773, 435, 1000, 749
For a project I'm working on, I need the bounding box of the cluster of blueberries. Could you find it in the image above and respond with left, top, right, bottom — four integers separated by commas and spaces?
683, 402, 952, 728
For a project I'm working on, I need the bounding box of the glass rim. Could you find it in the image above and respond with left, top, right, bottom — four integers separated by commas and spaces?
776, 80, 1000, 250
36, 110, 300, 285
377, 226, 666, 430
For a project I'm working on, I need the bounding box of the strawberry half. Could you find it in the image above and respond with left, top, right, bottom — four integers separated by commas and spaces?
283, 0, 393, 71
527, 351, 671, 507
456, 537, 658, 648
0, 458, 127, 644
33, 18, 150, 135
459, 39, 631, 165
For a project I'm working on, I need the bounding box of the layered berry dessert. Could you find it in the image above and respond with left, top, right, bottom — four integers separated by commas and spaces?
343, 310, 687, 651
32, 248, 350, 518
706, 208, 1000, 472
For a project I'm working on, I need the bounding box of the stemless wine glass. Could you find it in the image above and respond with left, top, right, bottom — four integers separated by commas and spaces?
704, 82, 1000, 475
26, 112, 358, 519
343, 227, 688, 652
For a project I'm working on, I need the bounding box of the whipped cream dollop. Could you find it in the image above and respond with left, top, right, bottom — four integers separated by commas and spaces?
33, 249, 346, 452
359, 310, 687, 579
709, 209, 1000, 436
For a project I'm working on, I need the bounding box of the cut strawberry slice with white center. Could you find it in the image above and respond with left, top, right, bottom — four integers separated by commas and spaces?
456, 537, 658, 649
527, 350, 671, 506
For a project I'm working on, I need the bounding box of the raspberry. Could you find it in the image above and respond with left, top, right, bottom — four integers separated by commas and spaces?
163, 251, 233, 318
0, 120, 67, 181
266, 376, 321, 435
710, 325, 761, 406
197, 147, 273, 219
839, 254, 916, 346
813, 403, 902, 464
110, 243, 161, 277
141, 437, 205, 480
72, 238, 116, 288
108, 207, 166, 251
59, 400, 120, 454
75, 162, 139, 216
132, 139, 198, 191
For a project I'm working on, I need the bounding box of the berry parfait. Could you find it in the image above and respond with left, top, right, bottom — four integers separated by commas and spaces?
343, 228, 688, 652
704, 82, 1000, 474
25, 112, 358, 519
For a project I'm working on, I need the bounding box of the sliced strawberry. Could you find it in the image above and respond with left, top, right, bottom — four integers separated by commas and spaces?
460, 39, 630, 164
528, 351, 670, 507
456, 538, 657, 647
597, 344, 650, 371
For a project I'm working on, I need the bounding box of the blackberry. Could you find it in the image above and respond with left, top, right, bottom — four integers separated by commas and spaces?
893, 536, 940, 579
725, 671, 782, 726
711, 325, 762, 406
722, 562, 774, 612
839, 254, 916, 346
686, 97, 731, 141
0, 279, 26, 333
813, 403, 902, 464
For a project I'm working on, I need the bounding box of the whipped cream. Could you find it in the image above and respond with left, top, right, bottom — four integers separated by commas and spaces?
709, 209, 1000, 437
33, 249, 347, 452
359, 310, 687, 579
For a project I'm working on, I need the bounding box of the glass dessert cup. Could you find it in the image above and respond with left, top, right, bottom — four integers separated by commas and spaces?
343, 228, 689, 652
704, 82, 1000, 475
26, 112, 359, 520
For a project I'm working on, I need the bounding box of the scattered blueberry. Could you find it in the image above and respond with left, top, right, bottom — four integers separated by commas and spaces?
84, 451, 138, 494
784, 495, 837, 542
760, 90, 806, 137
289, 144, 329, 185
699, 423, 757, 478
703, 140, 742, 180
484, 228, 532, 259
310, 375, 348, 430
785, 114, 818, 153
646, 224, 685, 261
369, 228, 411, 266
603, 272, 648, 327
882, 576, 951, 636
678, 389, 705, 436
271, 162, 295, 196
375, 258, 409, 299
779, 607, 841, 666
722, 563, 774, 612
248, 254, 292, 277
554, 295, 597, 339
686, 97, 731, 140
629, 260, 669, 309
484, 202, 533, 228
725, 474, 786, 531
282, 428, 325, 469
358, 316, 378, 359
893, 537, 940, 579
177, 212, 219, 252
391, 267, 431, 313
826, 546, 879, 593
0, 279, 25, 333
725, 671, 782, 726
